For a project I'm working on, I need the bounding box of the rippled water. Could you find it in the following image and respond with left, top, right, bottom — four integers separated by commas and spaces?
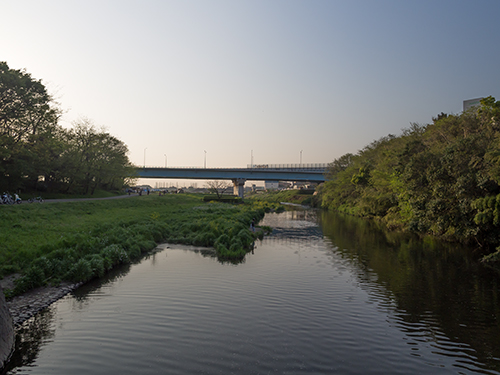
4, 209, 500, 374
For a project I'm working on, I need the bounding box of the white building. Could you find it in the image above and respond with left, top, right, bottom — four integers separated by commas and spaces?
463, 97, 484, 111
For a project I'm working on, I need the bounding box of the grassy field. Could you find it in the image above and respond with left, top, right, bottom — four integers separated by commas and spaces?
0, 194, 278, 297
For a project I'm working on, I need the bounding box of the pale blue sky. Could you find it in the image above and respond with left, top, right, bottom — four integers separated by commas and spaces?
2, 0, 499, 172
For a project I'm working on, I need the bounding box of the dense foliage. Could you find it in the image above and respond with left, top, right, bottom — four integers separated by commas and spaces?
0, 62, 134, 194
0, 195, 276, 297
318, 97, 500, 260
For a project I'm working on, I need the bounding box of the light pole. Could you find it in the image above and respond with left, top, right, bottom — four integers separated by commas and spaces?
164, 154, 167, 168
300, 150, 303, 166
143, 147, 147, 168
204, 150, 207, 168
251, 150, 253, 167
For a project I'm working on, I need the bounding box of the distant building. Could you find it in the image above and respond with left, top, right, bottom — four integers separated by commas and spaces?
463, 97, 484, 111
265, 180, 279, 190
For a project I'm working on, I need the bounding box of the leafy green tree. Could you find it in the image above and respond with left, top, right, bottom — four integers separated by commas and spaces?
325, 153, 354, 179
0, 61, 61, 191
1, 62, 135, 195
59, 118, 133, 194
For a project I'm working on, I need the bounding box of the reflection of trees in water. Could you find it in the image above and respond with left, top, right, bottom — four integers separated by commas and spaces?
262, 208, 319, 228
172, 246, 248, 265
262, 231, 324, 247
190, 248, 242, 265
285, 208, 319, 222
2, 308, 55, 373
262, 208, 323, 246
319, 210, 500, 372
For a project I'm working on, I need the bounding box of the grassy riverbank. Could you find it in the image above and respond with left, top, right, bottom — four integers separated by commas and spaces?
0, 194, 278, 297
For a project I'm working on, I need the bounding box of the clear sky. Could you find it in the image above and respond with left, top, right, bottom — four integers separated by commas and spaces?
2, 0, 499, 175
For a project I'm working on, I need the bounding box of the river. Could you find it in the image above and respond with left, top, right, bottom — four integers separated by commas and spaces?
3, 209, 500, 374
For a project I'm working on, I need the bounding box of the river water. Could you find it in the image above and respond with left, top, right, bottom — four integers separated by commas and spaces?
4, 209, 500, 374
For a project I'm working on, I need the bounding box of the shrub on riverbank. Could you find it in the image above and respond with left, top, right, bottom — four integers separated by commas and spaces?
246, 190, 311, 206
202, 195, 242, 203
0, 195, 274, 297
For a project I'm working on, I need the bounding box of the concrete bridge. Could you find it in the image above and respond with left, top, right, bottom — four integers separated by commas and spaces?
136, 163, 328, 198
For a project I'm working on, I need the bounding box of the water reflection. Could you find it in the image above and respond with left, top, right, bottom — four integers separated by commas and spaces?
4, 209, 500, 374
319, 211, 500, 373
2, 307, 55, 374
261, 209, 324, 245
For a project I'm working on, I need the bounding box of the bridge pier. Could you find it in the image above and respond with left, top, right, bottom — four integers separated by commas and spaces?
232, 178, 246, 198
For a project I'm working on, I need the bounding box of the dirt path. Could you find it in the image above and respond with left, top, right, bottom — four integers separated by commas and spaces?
40, 193, 140, 203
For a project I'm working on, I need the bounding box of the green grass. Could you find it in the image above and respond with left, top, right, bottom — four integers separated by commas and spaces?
0, 194, 276, 297
247, 189, 314, 206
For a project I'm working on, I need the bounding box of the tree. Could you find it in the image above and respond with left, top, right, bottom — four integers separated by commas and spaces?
326, 153, 354, 179
206, 180, 231, 199
57, 118, 133, 194
0, 62, 135, 195
0, 61, 61, 191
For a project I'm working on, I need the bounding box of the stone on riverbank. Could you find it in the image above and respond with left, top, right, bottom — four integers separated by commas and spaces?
0, 286, 14, 370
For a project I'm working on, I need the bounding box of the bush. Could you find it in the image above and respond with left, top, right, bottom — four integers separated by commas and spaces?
66, 258, 93, 282
86, 254, 105, 278
14, 266, 46, 294
101, 244, 129, 266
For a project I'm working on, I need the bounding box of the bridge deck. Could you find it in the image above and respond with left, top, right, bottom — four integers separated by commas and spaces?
136, 166, 326, 182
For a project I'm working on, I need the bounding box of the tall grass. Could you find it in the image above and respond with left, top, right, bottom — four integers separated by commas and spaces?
0, 194, 277, 297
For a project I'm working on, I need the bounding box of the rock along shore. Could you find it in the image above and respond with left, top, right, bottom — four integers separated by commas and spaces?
2, 279, 83, 328
0, 286, 14, 370
0, 279, 84, 371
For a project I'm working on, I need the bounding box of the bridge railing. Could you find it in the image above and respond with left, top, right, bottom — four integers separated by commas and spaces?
136, 164, 329, 170
247, 163, 328, 170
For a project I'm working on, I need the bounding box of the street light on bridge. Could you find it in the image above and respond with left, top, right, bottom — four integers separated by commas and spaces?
204, 150, 207, 168
300, 150, 303, 165
144, 147, 147, 168
164, 154, 167, 168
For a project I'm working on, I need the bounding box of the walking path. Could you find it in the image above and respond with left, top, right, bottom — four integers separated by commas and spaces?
42, 193, 139, 203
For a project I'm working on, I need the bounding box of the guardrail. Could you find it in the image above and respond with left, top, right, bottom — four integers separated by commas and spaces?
136, 164, 329, 170
247, 163, 328, 170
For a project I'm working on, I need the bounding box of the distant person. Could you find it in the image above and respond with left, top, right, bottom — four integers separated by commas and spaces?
250, 218, 255, 232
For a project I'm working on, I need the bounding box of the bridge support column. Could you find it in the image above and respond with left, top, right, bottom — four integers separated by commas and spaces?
232, 178, 246, 199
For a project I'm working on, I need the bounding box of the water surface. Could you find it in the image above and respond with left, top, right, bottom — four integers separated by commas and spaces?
4, 210, 500, 374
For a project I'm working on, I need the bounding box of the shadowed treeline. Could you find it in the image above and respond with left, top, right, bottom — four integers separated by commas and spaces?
318, 97, 500, 260
0, 62, 134, 195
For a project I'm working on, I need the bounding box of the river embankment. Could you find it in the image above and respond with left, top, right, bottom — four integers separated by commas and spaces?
0, 286, 14, 370
1, 275, 82, 327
